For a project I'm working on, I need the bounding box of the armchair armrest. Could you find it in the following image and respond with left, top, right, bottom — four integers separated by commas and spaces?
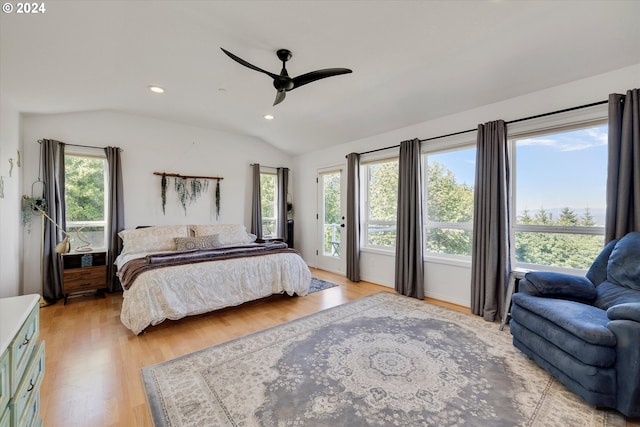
607, 307, 640, 417
519, 271, 597, 303
607, 303, 640, 323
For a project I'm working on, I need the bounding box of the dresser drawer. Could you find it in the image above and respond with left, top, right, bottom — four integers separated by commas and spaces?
0, 405, 9, 427
63, 266, 106, 294
0, 351, 8, 418
9, 308, 38, 395
11, 342, 44, 427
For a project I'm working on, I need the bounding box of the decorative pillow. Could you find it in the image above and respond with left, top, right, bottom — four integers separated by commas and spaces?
524, 271, 597, 303
190, 224, 251, 246
174, 234, 219, 251
607, 232, 640, 291
119, 225, 190, 255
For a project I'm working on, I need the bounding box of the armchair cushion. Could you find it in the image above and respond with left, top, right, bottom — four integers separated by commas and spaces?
524, 271, 597, 303
594, 281, 640, 310
607, 232, 640, 291
586, 238, 618, 286
607, 302, 640, 323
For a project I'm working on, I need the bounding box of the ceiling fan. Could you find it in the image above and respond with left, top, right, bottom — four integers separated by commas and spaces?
220, 47, 352, 106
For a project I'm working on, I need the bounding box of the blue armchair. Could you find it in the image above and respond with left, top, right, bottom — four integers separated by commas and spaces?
510, 232, 640, 417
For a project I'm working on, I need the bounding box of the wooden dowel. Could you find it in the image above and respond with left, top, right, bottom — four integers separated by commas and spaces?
153, 172, 223, 180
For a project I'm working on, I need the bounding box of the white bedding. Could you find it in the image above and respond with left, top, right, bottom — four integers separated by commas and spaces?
119, 250, 311, 334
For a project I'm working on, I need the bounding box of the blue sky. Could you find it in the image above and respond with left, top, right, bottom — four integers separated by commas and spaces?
429, 124, 608, 221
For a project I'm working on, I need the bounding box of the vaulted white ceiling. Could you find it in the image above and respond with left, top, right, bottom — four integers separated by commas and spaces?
2, 1, 639, 155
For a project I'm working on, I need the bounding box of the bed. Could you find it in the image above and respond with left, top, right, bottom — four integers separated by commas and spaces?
116, 224, 311, 334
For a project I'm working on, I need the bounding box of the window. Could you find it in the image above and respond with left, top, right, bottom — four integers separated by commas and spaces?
423, 146, 476, 257
260, 171, 278, 238
510, 121, 607, 271
64, 153, 108, 251
362, 157, 398, 250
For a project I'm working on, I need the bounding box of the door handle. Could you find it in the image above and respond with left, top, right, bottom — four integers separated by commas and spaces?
340, 224, 345, 228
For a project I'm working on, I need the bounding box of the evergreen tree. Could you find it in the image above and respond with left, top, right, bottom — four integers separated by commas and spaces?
581, 208, 596, 226
534, 207, 552, 224
558, 207, 578, 226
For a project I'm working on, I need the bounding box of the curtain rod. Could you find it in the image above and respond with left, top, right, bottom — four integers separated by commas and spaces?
153, 171, 223, 180
348, 99, 608, 158
250, 163, 286, 170
37, 140, 123, 151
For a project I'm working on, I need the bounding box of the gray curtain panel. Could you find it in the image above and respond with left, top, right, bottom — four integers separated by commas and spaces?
346, 153, 361, 282
394, 139, 424, 299
277, 167, 289, 240
105, 146, 125, 292
470, 120, 511, 321
251, 163, 263, 239
41, 139, 66, 300
606, 89, 640, 241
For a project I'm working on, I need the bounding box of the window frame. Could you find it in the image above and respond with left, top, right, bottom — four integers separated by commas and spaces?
508, 104, 608, 273
360, 152, 399, 253
421, 132, 477, 262
259, 167, 279, 238
64, 147, 109, 251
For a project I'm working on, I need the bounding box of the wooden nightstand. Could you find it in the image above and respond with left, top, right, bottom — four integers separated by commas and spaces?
61, 251, 107, 304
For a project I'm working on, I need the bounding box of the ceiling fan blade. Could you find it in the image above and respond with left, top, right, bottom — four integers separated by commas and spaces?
220, 48, 279, 80
291, 68, 352, 90
273, 90, 286, 106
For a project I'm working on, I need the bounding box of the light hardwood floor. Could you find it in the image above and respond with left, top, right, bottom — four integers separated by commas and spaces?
38, 269, 639, 427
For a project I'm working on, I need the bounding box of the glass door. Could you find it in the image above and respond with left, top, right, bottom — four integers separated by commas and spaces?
316, 168, 345, 273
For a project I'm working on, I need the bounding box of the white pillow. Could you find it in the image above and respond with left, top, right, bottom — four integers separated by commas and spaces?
119, 225, 190, 255
190, 224, 251, 246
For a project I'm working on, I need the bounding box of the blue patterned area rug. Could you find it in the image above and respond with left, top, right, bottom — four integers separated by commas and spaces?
141, 292, 624, 427
308, 277, 339, 293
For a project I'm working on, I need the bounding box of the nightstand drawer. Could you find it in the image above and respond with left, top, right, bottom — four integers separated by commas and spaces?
12, 342, 44, 427
63, 266, 106, 293
9, 308, 38, 396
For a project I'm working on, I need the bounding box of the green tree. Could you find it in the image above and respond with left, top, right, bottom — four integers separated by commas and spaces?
260, 173, 276, 235
519, 209, 534, 224
515, 206, 603, 269
322, 172, 341, 254
425, 161, 474, 256
534, 207, 553, 224
558, 207, 578, 226
367, 160, 398, 247
64, 156, 105, 222
581, 208, 596, 226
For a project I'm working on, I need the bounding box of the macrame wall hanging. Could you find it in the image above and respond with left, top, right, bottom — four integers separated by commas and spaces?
154, 172, 223, 218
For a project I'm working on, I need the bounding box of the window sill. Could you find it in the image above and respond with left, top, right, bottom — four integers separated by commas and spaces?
361, 247, 395, 257
424, 255, 472, 268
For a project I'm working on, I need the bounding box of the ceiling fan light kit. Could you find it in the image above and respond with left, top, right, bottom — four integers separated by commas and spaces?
221, 47, 352, 106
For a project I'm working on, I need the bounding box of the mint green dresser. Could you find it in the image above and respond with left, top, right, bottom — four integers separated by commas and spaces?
0, 295, 45, 427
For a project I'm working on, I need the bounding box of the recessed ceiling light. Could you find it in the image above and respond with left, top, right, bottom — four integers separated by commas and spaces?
148, 85, 165, 94
264, 114, 274, 120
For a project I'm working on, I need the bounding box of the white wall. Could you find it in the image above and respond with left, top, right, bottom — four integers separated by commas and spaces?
0, 101, 23, 297
293, 64, 640, 308
19, 110, 292, 295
